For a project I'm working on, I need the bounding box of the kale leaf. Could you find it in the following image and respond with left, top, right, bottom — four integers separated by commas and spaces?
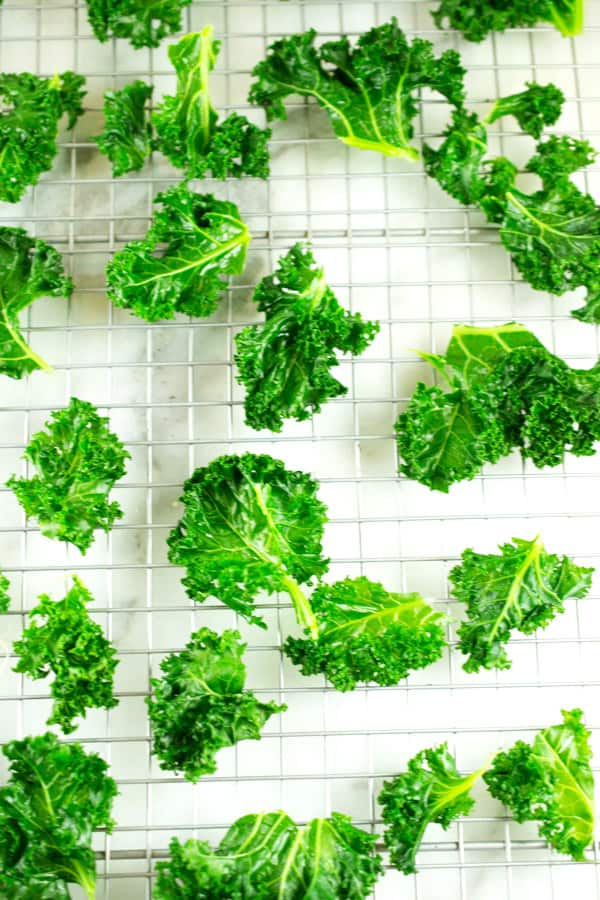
106, 184, 250, 321
249, 18, 465, 160
452, 536, 593, 672
154, 811, 383, 899
0, 227, 73, 380
95, 80, 154, 177
147, 627, 285, 782
284, 576, 447, 691
432, 0, 585, 41
153, 28, 271, 179
7, 397, 130, 553
12, 576, 119, 734
484, 709, 594, 860
85, 0, 192, 49
235, 243, 379, 432
0, 71, 86, 203
380, 744, 487, 874
485, 81, 565, 139
0, 571, 9, 614
167, 452, 329, 634
0, 731, 117, 899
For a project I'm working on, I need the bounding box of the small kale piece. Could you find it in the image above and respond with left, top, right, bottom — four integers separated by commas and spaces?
380, 744, 487, 874
284, 576, 447, 691
12, 576, 119, 734
85, 0, 192, 49
95, 80, 154, 177
0, 571, 9, 613
235, 243, 379, 432
167, 452, 329, 634
249, 18, 465, 160
0, 71, 86, 203
432, 0, 585, 41
106, 184, 250, 321
0, 732, 117, 899
153, 28, 270, 179
452, 536, 593, 672
423, 108, 492, 207
485, 81, 565, 139
484, 709, 594, 860
7, 397, 130, 553
154, 811, 383, 899
0, 227, 73, 379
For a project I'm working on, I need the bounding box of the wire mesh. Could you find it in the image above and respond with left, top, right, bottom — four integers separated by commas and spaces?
1, 1, 600, 898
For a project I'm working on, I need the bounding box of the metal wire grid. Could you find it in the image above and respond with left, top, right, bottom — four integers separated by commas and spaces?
1, 1, 600, 897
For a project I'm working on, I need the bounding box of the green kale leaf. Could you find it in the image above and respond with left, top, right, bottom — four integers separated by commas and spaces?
423, 108, 492, 207
485, 81, 565, 139
154, 811, 383, 899
95, 80, 154, 177
0, 71, 86, 203
380, 744, 487, 874
0, 732, 117, 899
106, 184, 250, 321
249, 18, 465, 160
432, 0, 585, 41
0, 571, 10, 613
235, 243, 379, 432
147, 627, 285, 782
167, 452, 329, 634
85, 0, 192, 49
451, 536, 593, 672
0, 227, 73, 380
12, 576, 119, 734
284, 576, 447, 691
153, 28, 270, 179
484, 708, 594, 860
7, 397, 130, 553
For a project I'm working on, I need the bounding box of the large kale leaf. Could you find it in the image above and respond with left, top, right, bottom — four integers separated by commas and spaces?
249, 18, 465, 160
7, 397, 130, 553
95, 80, 154, 177
432, 0, 585, 41
0, 732, 117, 899
106, 184, 250, 321
147, 627, 285, 782
235, 243, 379, 432
85, 0, 192, 49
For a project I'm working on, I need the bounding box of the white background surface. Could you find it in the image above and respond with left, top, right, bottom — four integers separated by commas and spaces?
1, 1, 600, 897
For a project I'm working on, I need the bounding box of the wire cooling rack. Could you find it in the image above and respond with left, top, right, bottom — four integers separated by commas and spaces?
1, 1, 600, 897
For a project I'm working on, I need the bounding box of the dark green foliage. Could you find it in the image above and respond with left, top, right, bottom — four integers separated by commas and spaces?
284, 576, 447, 691
0, 227, 73, 379
154, 811, 383, 899
380, 744, 486, 874
485, 82, 565, 138
0, 732, 117, 899
235, 243, 379, 432
432, 0, 585, 41
147, 627, 285, 782
451, 537, 593, 672
95, 80, 154, 176
106, 184, 250, 321
249, 18, 465, 160
12, 577, 119, 734
0, 71, 86, 202
423, 108, 491, 207
153, 28, 270, 179
0, 571, 9, 613
85, 0, 192, 49
484, 709, 594, 859
7, 397, 130, 553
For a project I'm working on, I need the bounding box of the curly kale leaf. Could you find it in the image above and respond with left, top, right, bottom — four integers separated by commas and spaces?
423, 108, 492, 207
249, 18, 465, 160
106, 185, 250, 321
0, 228, 73, 380
0, 732, 117, 899
380, 744, 487, 874
0, 71, 86, 203
7, 397, 130, 553
153, 28, 270, 179
484, 709, 594, 860
154, 811, 383, 899
167, 452, 329, 633
235, 243, 379, 432
147, 627, 285, 782
12, 577, 119, 734
0, 571, 9, 614
85, 0, 192, 49
452, 537, 593, 672
432, 0, 585, 41
95, 80, 154, 177
485, 82, 565, 139
284, 577, 447, 691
